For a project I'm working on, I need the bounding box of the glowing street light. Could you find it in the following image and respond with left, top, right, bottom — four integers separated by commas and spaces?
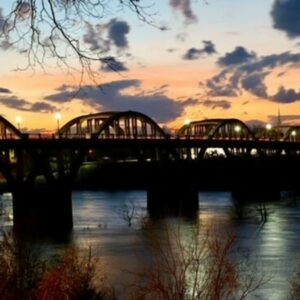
234, 125, 241, 133
15, 116, 22, 131
184, 118, 191, 125
291, 130, 297, 137
54, 112, 62, 131
266, 123, 272, 130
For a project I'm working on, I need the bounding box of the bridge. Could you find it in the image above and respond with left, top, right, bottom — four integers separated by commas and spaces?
0, 111, 300, 233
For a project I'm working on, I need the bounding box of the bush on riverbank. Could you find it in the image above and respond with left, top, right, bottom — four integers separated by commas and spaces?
0, 230, 114, 300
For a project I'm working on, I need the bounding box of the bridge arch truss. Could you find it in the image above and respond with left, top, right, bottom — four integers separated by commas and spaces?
178, 118, 255, 141
0, 115, 22, 139
177, 118, 256, 159
59, 111, 167, 139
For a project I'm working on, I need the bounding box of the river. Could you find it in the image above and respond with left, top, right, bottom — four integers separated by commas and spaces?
1, 191, 300, 299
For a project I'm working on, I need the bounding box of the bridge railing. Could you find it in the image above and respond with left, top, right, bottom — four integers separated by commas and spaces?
23, 133, 168, 140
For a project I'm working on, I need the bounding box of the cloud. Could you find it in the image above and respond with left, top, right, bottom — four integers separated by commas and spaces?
271, 86, 300, 103
0, 87, 11, 93
45, 80, 197, 123
169, 0, 197, 23
30, 102, 56, 113
183, 41, 217, 60
206, 47, 300, 103
101, 56, 128, 72
83, 22, 110, 52
0, 94, 56, 112
240, 72, 269, 98
84, 18, 130, 53
0, 8, 5, 32
271, 0, 300, 38
200, 99, 231, 110
217, 46, 256, 66
107, 19, 130, 48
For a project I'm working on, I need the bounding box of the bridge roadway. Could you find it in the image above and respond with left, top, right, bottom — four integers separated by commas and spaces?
1, 136, 300, 152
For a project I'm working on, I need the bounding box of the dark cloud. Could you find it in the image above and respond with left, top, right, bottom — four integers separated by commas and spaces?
30, 102, 56, 113
45, 80, 197, 123
0, 96, 28, 110
206, 69, 240, 97
84, 18, 130, 53
183, 48, 202, 60
0, 87, 11, 94
202, 41, 217, 55
101, 56, 128, 72
169, 0, 197, 23
0, 8, 5, 32
0, 95, 55, 112
271, 0, 300, 38
183, 41, 217, 60
200, 99, 231, 110
218, 47, 256, 66
271, 86, 300, 103
83, 22, 110, 52
240, 72, 269, 98
0, 40, 13, 50
107, 19, 130, 48
206, 47, 300, 103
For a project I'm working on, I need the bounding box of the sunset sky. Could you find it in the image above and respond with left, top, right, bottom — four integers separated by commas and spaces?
1, 0, 300, 132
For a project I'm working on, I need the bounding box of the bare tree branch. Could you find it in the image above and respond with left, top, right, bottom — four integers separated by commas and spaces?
0, 0, 156, 84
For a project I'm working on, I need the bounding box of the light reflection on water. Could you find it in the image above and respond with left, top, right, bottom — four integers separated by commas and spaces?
1, 190, 300, 299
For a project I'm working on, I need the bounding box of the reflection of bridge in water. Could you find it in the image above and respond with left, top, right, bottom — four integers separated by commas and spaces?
1, 111, 300, 233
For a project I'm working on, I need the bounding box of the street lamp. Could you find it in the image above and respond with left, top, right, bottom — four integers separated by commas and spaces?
15, 116, 22, 131
266, 123, 272, 130
234, 125, 241, 133
184, 118, 191, 125
54, 112, 62, 131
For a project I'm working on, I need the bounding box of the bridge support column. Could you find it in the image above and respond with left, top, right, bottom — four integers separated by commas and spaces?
147, 184, 199, 217
12, 182, 73, 234
231, 187, 281, 202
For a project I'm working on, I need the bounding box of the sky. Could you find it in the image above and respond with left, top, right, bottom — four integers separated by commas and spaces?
1, 0, 300, 132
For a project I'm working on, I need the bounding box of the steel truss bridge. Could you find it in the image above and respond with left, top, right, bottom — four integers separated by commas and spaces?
0, 111, 300, 233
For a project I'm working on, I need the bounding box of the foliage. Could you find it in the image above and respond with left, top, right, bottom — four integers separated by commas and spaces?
37, 246, 115, 300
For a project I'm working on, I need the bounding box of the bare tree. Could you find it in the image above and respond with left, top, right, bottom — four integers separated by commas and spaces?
125, 225, 267, 300
0, 1, 154, 82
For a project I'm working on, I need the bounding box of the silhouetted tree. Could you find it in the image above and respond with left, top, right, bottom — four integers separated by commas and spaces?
0, 1, 155, 81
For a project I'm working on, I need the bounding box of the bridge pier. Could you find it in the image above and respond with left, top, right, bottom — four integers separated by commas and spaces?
147, 184, 199, 217
12, 182, 73, 234
231, 187, 281, 203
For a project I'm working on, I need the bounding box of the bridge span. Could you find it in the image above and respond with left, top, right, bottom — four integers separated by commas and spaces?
0, 111, 300, 233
